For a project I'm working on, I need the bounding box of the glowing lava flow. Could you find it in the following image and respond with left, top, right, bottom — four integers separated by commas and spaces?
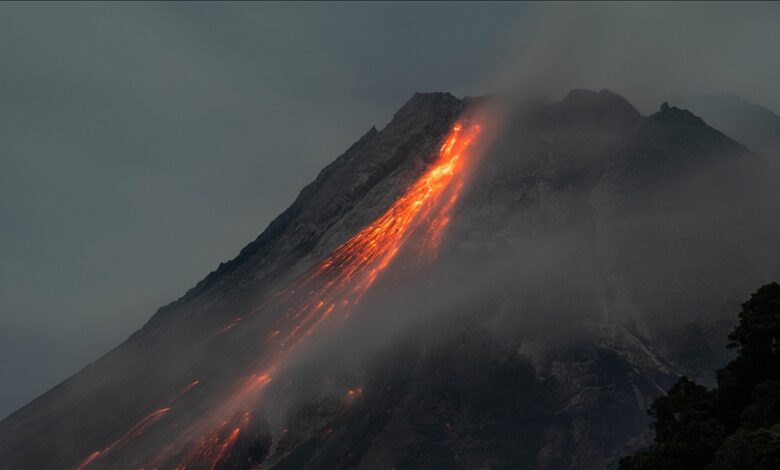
74, 407, 171, 470
173, 410, 253, 470
154, 118, 484, 468
271, 119, 483, 346
73, 380, 200, 470
160, 118, 483, 468
74, 117, 485, 469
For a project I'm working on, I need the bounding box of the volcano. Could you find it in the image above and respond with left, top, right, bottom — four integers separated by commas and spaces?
2, 89, 780, 470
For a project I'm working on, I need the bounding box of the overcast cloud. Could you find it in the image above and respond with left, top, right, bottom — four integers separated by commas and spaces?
1, 1, 779, 419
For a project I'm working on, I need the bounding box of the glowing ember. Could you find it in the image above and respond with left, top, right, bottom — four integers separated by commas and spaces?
169, 379, 201, 404
343, 387, 364, 406
218, 317, 242, 335
74, 451, 100, 470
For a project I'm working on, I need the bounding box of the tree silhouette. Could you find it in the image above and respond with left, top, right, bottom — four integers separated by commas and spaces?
620, 282, 780, 470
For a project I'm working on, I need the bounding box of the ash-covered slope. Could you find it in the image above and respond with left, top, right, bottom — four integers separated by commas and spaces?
2, 90, 780, 470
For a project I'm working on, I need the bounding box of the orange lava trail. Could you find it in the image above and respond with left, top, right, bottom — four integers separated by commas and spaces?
75, 117, 485, 469
144, 375, 273, 469
74, 379, 200, 469
171, 410, 252, 470
74, 407, 170, 470
74, 451, 100, 470
169, 379, 201, 404
153, 118, 485, 468
209, 427, 241, 470
272, 120, 483, 345
218, 317, 242, 335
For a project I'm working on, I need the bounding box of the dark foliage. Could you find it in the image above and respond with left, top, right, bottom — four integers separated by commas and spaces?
620, 282, 780, 469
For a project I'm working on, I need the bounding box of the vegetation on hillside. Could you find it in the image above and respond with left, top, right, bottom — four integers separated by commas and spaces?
620, 282, 780, 469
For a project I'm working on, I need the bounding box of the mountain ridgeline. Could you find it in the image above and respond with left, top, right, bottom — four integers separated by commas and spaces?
680, 93, 780, 168
1, 89, 779, 470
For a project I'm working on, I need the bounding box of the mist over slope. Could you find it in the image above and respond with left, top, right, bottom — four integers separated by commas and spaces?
680, 93, 780, 168
1, 89, 779, 470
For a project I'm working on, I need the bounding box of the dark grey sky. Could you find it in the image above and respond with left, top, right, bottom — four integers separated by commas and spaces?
1, 2, 779, 419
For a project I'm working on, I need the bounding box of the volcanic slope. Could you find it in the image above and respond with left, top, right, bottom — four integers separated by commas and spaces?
1, 90, 780, 470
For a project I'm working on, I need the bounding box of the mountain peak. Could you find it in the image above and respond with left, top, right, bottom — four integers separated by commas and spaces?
546, 88, 641, 127
393, 92, 461, 119
654, 101, 704, 124
621, 100, 753, 173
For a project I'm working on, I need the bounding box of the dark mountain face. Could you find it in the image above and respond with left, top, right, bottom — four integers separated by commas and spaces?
2, 89, 779, 470
680, 92, 780, 167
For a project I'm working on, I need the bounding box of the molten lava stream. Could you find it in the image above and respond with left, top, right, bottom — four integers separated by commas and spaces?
74, 407, 171, 470
73, 379, 202, 469
154, 118, 484, 469
74, 117, 485, 469
272, 120, 484, 344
